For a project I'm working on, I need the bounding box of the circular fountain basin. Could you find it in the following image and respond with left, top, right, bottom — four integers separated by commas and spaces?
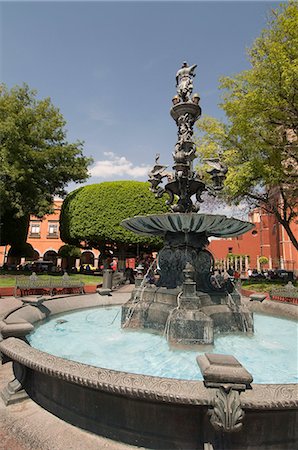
121, 213, 255, 237
27, 306, 297, 384
0, 298, 297, 450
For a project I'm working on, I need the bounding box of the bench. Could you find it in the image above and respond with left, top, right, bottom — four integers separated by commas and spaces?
15, 273, 85, 297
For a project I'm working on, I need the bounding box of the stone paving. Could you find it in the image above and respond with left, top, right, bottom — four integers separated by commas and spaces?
0, 285, 146, 450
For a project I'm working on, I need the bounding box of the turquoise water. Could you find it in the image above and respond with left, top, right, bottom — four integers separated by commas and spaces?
27, 307, 298, 384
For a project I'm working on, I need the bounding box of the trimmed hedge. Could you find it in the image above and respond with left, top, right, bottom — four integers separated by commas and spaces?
60, 181, 168, 249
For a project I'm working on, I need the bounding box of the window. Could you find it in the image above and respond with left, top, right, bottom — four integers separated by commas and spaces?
48, 222, 59, 238
29, 221, 41, 237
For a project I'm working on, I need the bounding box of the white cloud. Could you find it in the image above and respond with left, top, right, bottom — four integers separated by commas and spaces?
199, 193, 250, 220
89, 152, 151, 180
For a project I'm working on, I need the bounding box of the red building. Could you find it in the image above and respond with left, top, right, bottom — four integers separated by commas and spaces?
1, 201, 297, 276
0, 200, 100, 268
209, 208, 298, 274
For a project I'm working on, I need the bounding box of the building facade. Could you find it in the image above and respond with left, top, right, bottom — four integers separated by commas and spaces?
1, 201, 297, 275
0, 200, 100, 268
209, 208, 298, 274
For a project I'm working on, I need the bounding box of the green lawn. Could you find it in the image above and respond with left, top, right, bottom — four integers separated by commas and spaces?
242, 280, 297, 292
0, 272, 102, 287
1, 273, 295, 291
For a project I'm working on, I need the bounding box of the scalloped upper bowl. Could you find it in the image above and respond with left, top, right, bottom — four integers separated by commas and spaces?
121, 213, 254, 238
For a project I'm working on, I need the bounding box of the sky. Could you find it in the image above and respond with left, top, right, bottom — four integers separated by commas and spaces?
1, 0, 281, 210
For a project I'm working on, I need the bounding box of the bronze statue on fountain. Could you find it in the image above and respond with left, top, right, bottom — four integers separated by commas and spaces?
146, 62, 231, 292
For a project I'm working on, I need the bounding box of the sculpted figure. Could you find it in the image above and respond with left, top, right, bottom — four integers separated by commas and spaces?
177, 113, 193, 142
176, 62, 197, 102
148, 154, 168, 193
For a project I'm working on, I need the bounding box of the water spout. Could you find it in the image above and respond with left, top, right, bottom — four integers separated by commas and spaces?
122, 260, 156, 328
226, 291, 251, 333
163, 291, 183, 341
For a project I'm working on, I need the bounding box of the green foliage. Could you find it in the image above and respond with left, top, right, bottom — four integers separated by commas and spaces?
242, 280, 297, 292
60, 181, 168, 249
195, 2, 298, 249
0, 273, 103, 287
7, 242, 34, 258
0, 209, 29, 246
0, 83, 92, 246
58, 244, 81, 259
258, 256, 269, 266
227, 252, 250, 262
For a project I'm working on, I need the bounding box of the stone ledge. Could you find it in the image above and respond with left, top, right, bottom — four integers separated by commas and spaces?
0, 296, 121, 338
197, 353, 253, 389
246, 298, 298, 320
0, 321, 34, 338
97, 288, 112, 296
0, 337, 297, 410
249, 293, 267, 302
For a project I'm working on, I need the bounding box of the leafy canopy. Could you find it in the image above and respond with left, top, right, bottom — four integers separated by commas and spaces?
58, 244, 82, 259
196, 2, 298, 249
60, 181, 168, 249
0, 83, 92, 221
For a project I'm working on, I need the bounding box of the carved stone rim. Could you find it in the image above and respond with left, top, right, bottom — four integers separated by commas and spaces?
1, 300, 297, 410
0, 337, 297, 410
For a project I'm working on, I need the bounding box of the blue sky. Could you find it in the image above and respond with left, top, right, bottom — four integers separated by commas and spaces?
1, 0, 281, 194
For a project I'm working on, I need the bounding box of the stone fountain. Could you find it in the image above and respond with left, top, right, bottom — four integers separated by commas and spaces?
121, 62, 254, 345
0, 63, 296, 450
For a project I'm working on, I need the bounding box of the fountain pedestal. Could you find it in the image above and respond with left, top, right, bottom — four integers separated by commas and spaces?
121, 62, 255, 346
121, 264, 253, 345
121, 213, 254, 345
167, 309, 214, 345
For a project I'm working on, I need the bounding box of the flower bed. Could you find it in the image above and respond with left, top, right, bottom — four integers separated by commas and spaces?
269, 284, 298, 305
270, 295, 298, 305
242, 284, 298, 306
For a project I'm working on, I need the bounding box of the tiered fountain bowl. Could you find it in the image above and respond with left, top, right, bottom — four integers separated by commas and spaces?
121, 213, 255, 345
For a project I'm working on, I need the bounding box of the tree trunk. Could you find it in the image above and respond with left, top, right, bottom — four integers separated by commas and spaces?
117, 244, 126, 271
279, 219, 298, 251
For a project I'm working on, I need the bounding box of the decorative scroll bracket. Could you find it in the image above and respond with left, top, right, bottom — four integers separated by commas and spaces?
209, 385, 244, 433
197, 353, 253, 433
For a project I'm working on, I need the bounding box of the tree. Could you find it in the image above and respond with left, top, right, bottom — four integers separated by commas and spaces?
196, 2, 298, 250
1, 209, 30, 248
7, 243, 34, 260
0, 83, 92, 249
58, 244, 82, 270
60, 181, 169, 266
258, 256, 269, 269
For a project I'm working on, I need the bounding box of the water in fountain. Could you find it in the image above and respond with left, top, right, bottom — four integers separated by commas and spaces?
122, 259, 157, 328
163, 291, 183, 341
27, 307, 298, 384
226, 290, 251, 333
